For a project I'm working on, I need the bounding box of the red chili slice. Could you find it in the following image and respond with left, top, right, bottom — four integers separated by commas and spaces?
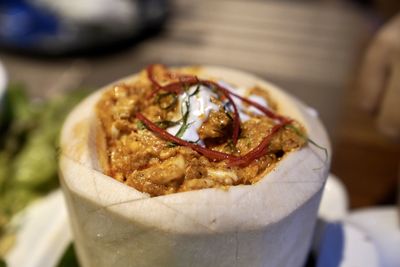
149, 79, 199, 97
136, 112, 238, 161
162, 76, 200, 94
146, 64, 163, 90
227, 90, 290, 123
147, 66, 200, 97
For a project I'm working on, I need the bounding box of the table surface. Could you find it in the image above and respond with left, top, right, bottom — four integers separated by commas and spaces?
1, 0, 399, 209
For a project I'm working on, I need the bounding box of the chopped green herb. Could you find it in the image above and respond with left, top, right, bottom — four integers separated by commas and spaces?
156, 120, 180, 129
182, 84, 190, 92
307, 138, 328, 160
225, 110, 234, 121
136, 121, 147, 130
175, 95, 191, 138
176, 122, 193, 138
189, 85, 200, 97
225, 139, 237, 152
188, 138, 201, 144
166, 142, 177, 148
174, 84, 203, 139
285, 124, 328, 161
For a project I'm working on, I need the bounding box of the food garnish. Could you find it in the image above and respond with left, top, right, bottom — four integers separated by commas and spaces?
139, 64, 292, 166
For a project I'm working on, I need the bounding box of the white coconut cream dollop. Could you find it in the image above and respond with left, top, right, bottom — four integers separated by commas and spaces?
166, 82, 270, 143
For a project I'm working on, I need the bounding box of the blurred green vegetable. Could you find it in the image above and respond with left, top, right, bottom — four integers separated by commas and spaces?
57, 243, 80, 267
0, 84, 90, 260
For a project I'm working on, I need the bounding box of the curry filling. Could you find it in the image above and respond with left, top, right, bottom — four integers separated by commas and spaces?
96, 65, 306, 196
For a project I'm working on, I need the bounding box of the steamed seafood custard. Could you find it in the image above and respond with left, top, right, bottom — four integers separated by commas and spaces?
96, 65, 307, 196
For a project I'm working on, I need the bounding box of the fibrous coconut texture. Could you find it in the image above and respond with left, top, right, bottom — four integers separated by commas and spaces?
59, 66, 330, 267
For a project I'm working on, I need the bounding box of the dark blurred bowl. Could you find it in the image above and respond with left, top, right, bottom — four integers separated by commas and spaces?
0, 0, 169, 56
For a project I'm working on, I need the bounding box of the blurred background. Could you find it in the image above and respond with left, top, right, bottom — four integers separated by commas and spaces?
0, 0, 399, 265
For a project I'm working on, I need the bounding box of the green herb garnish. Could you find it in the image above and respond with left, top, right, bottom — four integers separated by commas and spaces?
189, 85, 200, 97
176, 122, 193, 138
159, 85, 199, 139
285, 124, 328, 161
167, 142, 177, 147
156, 120, 180, 129
175, 93, 191, 138
188, 138, 201, 144
136, 121, 146, 130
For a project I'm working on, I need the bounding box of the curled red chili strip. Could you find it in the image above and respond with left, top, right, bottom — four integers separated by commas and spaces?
227, 90, 290, 123
146, 64, 163, 90
162, 76, 200, 94
136, 112, 238, 161
227, 120, 291, 167
147, 66, 200, 97
149, 80, 192, 97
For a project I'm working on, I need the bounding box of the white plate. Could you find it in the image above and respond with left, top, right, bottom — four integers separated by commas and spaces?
4, 191, 72, 267
314, 174, 380, 267
316, 221, 380, 267
346, 207, 400, 267
318, 174, 349, 221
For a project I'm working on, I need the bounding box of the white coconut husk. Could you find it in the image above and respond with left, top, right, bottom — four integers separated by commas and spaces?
59, 66, 331, 267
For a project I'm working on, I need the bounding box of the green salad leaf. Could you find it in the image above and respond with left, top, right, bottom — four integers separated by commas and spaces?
0, 84, 90, 258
